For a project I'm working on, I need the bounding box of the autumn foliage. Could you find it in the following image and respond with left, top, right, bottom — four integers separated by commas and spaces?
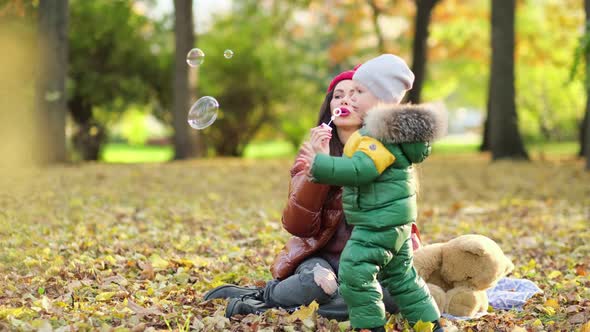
0, 156, 589, 330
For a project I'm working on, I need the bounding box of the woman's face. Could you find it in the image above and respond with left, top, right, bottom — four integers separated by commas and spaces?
331, 80, 380, 129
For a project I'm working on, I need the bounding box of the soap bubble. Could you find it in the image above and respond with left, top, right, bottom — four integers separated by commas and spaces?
186, 48, 205, 67
187, 96, 219, 130
223, 49, 234, 59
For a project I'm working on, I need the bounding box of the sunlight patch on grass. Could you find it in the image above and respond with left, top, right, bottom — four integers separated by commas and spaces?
101, 143, 173, 163
243, 140, 295, 159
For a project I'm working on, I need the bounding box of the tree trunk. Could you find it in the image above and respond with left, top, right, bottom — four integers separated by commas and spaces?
173, 0, 196, 159
36, 0, 68, 163
585, 100, 590, 170
367, 0, 386, 54
580, 111, 588, 157
68, 95, 104, 161
582, 0, 590, 163
480, 90, 491, 151
489, 0, 528, 160
408, 0, 439, 104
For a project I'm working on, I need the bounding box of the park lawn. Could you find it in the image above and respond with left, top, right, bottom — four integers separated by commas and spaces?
1, 156, 589, 330
101, 140, 581, 163
100, 143, 175, 163
99, 141, 295, 163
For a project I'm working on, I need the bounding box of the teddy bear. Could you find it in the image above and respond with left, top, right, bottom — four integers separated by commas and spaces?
413, 234, 514, 317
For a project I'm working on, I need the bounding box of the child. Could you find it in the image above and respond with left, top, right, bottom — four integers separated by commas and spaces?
300, 54, 446, 332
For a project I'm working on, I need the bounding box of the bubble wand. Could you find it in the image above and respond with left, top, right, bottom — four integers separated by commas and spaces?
324, 108, 342, 128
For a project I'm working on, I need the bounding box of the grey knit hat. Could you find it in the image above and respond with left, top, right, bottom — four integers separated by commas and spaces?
353, 54, 415, 103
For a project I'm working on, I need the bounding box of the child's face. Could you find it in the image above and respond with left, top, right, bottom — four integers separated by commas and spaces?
331, 80, 364, 129
350, 81, 381, 117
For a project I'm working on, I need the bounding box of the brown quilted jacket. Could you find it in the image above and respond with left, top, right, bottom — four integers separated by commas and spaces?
270, 158, 346, 280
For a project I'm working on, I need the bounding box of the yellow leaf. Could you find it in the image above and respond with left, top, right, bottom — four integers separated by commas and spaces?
532, 319, 543, 327
0, 307, 34, 319
338, 321, 350, 332
149, 254, 169, 269
581, 321, 590, 332
104, 255, 117, 265
288, 300, 319, 322
547, 270, 561, 279
95, 292, 117, 301
544, 298, 559, 310
541, 306, 556, 315
175, 258, 195, 268
414, 320, 435, 332
526, 259, 536, 270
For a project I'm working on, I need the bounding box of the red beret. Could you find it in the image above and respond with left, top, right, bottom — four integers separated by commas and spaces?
326, 64, 361, 93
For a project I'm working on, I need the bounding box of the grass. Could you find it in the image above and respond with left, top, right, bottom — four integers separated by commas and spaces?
242, 140, 295, 159
100, 143, 174, 163
101, 139, 581, 163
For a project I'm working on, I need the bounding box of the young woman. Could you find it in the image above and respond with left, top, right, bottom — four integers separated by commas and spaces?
203, 66, 423, 321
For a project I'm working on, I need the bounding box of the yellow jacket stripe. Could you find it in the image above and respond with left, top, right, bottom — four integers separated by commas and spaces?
344, 131, 396, 174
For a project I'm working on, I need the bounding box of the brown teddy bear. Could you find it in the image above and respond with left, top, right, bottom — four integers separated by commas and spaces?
413, 234, 514, 317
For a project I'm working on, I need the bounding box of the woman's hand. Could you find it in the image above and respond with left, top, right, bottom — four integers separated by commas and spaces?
309, 125, 332, 155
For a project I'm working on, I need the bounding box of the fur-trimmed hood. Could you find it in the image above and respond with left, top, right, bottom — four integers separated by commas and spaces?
363, 103, 448, 144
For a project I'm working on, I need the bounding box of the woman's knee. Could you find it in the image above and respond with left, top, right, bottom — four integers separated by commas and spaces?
298, 268, 334, 304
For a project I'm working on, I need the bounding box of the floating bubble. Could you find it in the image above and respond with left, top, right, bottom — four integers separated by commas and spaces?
224, 49, 234, 59
188, 96, 219, 129
186, 48, 205, 67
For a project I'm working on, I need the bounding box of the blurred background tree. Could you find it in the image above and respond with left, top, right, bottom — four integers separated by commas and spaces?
1, 0, 587, 166
195, 0, 324, 156
67, 0, 171, 160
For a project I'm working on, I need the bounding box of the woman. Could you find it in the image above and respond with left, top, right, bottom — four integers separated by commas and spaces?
204, 66, 422, 320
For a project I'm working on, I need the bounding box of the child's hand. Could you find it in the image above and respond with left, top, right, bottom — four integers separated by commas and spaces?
309, 125, 332, 155
313, 263, 338, 295
297, 142, 316, 178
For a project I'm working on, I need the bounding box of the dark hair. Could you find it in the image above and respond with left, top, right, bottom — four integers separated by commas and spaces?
316, 89, 345, 201
316, 90, 344, 157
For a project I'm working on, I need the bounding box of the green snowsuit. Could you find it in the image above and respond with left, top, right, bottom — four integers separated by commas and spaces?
310, 104, 443, 329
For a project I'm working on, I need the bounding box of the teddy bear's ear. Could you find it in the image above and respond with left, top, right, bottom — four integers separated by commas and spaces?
460, 238, 486, 257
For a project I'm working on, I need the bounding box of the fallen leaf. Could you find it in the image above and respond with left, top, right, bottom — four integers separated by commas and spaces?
95, 292, 117, 301
414, 320, 435, 332
149, 254, 169, 270
569, 312, 586, 324
127, 299, 162, 316
288, 300, 319, 322
544, 298, 559, 310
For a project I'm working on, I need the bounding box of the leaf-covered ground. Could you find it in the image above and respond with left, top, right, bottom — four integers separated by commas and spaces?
1, 156, 589, 331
